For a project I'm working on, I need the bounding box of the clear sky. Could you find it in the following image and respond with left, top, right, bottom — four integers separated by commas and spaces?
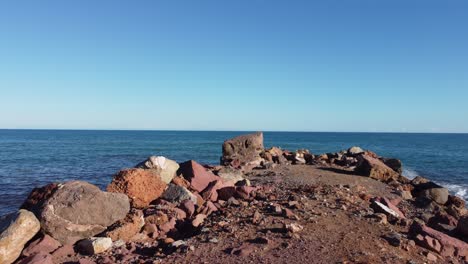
0, 0, 467, 132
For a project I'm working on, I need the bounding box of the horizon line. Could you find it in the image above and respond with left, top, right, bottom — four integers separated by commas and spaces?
0, 128, 467, 135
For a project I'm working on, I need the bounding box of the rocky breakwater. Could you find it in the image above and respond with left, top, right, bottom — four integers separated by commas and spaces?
1, 132, 468, 263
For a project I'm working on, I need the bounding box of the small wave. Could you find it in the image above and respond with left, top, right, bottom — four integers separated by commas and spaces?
402, 168, 468, 201
442, 183, 468, 201
402, 168, 419, 180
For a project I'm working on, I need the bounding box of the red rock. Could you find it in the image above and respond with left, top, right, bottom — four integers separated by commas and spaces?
206, 201, 218, 214
415, 234, 442, 253
426, 252, 438, 262
51, 245, 75, 260
107, 168, 167, 208
217, 186, 237, 201
235, 186, 257, 200
179, 160, 220, 192
18, 253, 53, 264
411, 222, 468, 258
172, 208, 187, 220
252, 211, 262, 225
282, 208, 295, 219
355, 155, 399, 182
21, 183, 60, 216
192, 214, 207, 227
201, 180, 223, 202
78, 259, 96, 264
180, 200, 196, 218
159, 218, 177, 234
172, 176, 190, 188
142, 223, 158, 238
22, 235, 61, 257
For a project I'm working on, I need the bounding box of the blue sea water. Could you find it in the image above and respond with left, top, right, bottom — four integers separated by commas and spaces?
0, 130, 467, 216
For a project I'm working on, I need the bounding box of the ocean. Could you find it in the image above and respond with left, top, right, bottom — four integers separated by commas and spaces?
0, 130, 467, 216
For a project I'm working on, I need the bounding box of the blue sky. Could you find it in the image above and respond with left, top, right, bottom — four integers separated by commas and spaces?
0, 0, 467, 132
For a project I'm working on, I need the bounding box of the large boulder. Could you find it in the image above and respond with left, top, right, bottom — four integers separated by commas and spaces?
380, 158, 403, 174
107, 168, 167, 208
220, 132, 264, 169
412, 181, 449, 205
178, 160, 219, 193
355, 155, 399, 182
0, 210, 41, 264
36, 181, 130, 245
135, 156, 179, 184
411, 222, 468, 258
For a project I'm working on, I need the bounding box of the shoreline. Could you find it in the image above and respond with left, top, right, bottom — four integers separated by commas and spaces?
1, 132, 468, 263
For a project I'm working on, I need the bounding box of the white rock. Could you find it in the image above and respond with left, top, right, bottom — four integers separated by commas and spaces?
135, 156, 179, 184
0, 210, 41, 264
77, 237, 113, 255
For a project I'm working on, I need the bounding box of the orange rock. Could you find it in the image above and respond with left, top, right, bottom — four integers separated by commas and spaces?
107, 169, 167, 208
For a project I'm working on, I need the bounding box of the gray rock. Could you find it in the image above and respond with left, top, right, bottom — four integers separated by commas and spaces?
380, 158, 403, 174
421, 187, 449, 205
162, 184, 198, 204
135, 156, 179, 184
216, 167, 245, 184
39, 181, 130, 245
0, 210, 41, 264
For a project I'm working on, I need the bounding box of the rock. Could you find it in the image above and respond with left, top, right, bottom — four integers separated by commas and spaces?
383, 232, 402, 247
411, 222, 468, 258
448, 195, 466, 209
39, 181, 130, 245
0, 210, 41, 264
77, 237, 112, 255
178, 160, 220, 193
411, 176, 430, 186
426, 252, 438, 262
50, 245, 75, 260
370, 200, 402, 220
220, 132, 264, 169
216, 167, 245, 184
217, 186, 237, 201
414, 181, 449, 205
347, 146, 364, 156
355, 155, 399, 182
162, 184, 197, 204
22, 235, 61, 257
135, 156, 179, 184
104, 210, 145, 242
397, 190, 413, 200
380, 158, 403, 174
373, 213, 388, 225
192, 214, 207, 227
428, 212, 458, 231
107, 168, 167, 208
180, 200, 196, 218
159, 218, 176, 234
457, 215, 468, 238
285, 223, 304, 233
378, 197, 405, 218
171, 176, 190, 188
17, 253, 53, 264
145, 212, 169, 226
20, 183, 60, 217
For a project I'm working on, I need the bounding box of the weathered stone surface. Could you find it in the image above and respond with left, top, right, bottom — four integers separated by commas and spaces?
370, 200, 402, 219
18, 252, 53, 264
413, 181, 449, 205
107, 168, 167, 208
104, 210, 144, 242
216, 167, 245, 184
178, 160, 219, 193
457, 215, 468, 238
22, 235, 61, 257
21, 183, 60, 217
77, 237, 112, 255
0, 210, 41, 264
411, 222, 468, 258
162, 184, 197, 204
380, 158, 403, 174
347, 146, 364, 156
355, 155, 399, 182
135, 156, 179, 184
221, 132, 264, 169
40, 181, 130, 245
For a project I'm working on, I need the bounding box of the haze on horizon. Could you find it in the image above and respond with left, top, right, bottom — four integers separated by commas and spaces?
0, 0, 467, 133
